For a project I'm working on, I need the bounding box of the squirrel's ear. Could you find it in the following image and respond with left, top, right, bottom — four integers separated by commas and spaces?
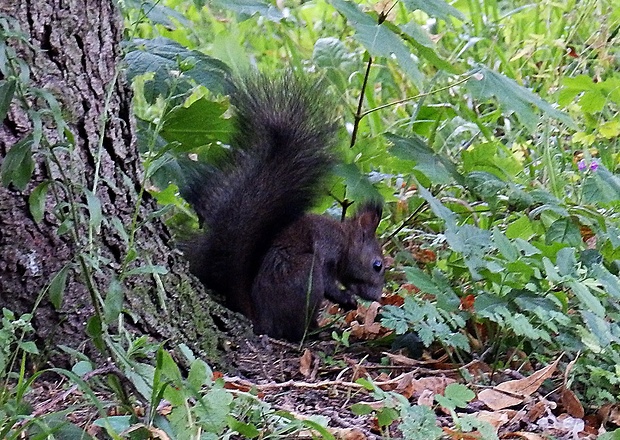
356, 203, 382, 233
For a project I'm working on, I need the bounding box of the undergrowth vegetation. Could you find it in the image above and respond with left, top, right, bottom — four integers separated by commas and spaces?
2, 0, 620, 437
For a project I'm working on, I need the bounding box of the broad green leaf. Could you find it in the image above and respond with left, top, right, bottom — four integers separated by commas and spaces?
386, 133, 462, 184
545, 218, 581, 246
579, 89, 606, 113
351, 403, 374, 415
86, 315, 105, 351
493, 227, 518, 262
85, 189, 103, 234
376, 407, 399, 427
0, 136, 34, 190
93, 416, 133, 434
466, 67, 574, 131
442, 383, 475, 408
329, 0, 423, 85
592, 264, 620, 299
125, 38, 230, 96
415, 181, 457, 227
581, 310, 617, 346
212, 0, 284, 21
227, 416, 260, 438
333, 163, 383, 202
19, 340, 39, 354
161, 97, 231, 149
402, 0, 465, 21
29, 181, 50, 223
583, 167, 620, 204
569, 281, 604, 317
0, 78, 16, 121
124, 0, 190, 27
49, 265, 71, 309
556, 247, 576, 277
313, 37, 356, 69
104, 279, 124, 324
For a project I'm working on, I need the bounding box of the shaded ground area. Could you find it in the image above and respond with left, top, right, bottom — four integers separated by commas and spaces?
20, 303, 620, 439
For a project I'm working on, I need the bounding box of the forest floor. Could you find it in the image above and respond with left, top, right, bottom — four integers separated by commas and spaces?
23, 302, 616, 439
225, 302, 608, 439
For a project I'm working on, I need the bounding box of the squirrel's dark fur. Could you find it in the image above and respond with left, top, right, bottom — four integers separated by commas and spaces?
181, 73, 385, 341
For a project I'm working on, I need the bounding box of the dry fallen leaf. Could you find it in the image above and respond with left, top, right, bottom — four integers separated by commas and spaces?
478, 356, 561, 411
495, 356, 561, 396
299, 348, 313, 378
477, 388, 524, 411
474, 410, 509, 432
561, 386, 584, 418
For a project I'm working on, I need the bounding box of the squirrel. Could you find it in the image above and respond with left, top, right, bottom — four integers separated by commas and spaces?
181, 73, 385, 341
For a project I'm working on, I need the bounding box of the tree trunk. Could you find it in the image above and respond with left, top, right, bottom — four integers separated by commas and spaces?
0, 0, 237, 366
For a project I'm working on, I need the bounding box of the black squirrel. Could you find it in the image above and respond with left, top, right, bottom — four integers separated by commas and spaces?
181, 73, 385, 341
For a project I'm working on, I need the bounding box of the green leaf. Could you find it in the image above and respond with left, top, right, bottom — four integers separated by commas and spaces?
443, 383, 475, 408
0, 78, 16, 122
350, 403, 374, 415
124, 265, 168, 276
404, 266, 441, 295
466, 67, 575, 131
313, 37, 356, 69
227, 416, 260, 438
581, 310, 618, 346
402, 0, 465, 21
493, 227, 518, 262
302, 419, 336, 440
93, 416, 133, 435
386, 133, 462, 184
49, 265, 71, 309
19, 340, 39, 354
85, 189, 103, 234
124, 0, 190, 27
333, 163, 383, 202
104, 279, 124, 324
211, 0, 284, 21
546, 218, 581, 246
28, 181, 50, 223
125, 38, 230, 97
556, 247, 576, 277
161, 97, 231, 150
569, 281, 604, 317
0, 136, 34, 190
329, 0, 423, 85
86, 315, 105, 351
399, 405, 443, 440
376, 407, 399, 427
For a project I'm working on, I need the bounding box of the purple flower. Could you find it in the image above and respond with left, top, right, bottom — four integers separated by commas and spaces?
590, 160, 599, 172
578, 159, 587, 171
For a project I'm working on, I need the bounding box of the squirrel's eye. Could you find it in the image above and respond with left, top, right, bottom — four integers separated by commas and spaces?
372, 259, 383, 272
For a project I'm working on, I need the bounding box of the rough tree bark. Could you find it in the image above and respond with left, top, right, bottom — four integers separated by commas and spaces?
0, 0, 239, 366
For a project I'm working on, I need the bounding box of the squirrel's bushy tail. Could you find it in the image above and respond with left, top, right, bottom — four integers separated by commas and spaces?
182, 73, 338, 318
